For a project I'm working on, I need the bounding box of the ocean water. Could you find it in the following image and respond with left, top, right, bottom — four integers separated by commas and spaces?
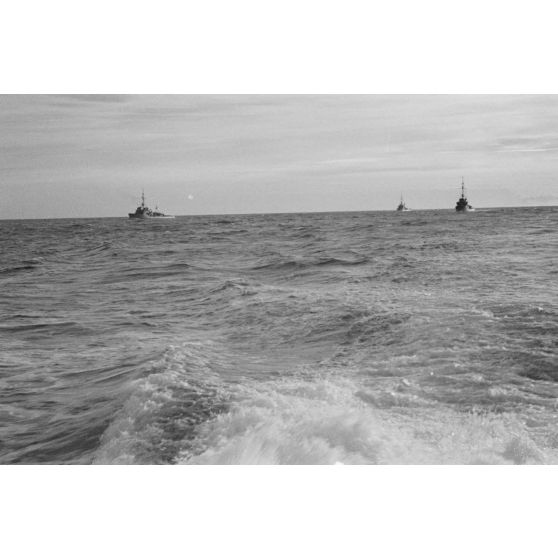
1, 207, 557, 464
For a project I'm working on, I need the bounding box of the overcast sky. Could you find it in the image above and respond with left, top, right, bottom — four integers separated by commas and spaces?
1, 94, 557, 218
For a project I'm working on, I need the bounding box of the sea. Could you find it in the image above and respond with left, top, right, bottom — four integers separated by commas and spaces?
1, 207, 557, 464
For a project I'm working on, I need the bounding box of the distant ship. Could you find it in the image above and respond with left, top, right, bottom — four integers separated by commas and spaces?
455, 178, 474, 212
128, 191, 175, 219
396, 194, 410, 211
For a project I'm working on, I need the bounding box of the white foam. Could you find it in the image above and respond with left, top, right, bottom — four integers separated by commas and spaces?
93, 342, 558, 466
93, 342, 228, 464
177, 372, 557, 465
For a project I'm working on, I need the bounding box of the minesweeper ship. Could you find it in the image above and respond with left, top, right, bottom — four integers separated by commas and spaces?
455, 177, 473, 212
128, 191, 175, 219
396, 194, 410, 211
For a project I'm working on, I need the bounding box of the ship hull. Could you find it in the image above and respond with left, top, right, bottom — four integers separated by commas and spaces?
128, 214, 175, 219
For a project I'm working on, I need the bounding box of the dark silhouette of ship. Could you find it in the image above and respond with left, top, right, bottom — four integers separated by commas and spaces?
396, 194, 410, 211
128, 191, 174, 219
455, 178, 473, 212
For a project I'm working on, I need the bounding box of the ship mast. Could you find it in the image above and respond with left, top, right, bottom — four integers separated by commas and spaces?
461, 177, 465, 199
141, 189, 145, 208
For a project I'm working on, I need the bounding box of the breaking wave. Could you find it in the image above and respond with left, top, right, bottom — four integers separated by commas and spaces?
94, 343, 558, 465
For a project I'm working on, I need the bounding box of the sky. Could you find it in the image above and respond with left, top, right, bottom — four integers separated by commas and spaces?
1, 94, 558, 218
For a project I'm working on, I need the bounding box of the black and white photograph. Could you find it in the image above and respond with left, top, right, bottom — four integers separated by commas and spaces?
2, 94, 556, 465
1, 2, 557, 557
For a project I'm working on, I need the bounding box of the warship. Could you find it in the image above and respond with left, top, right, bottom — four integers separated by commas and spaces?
455, 178, 473, 212
128, 191, 175, 219
396, 194, 410, 211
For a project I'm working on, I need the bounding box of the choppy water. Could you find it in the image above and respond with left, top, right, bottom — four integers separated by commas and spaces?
1, 207, 557, 464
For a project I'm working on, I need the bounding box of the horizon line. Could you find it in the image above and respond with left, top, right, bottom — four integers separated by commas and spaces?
1, 204, 556, 221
